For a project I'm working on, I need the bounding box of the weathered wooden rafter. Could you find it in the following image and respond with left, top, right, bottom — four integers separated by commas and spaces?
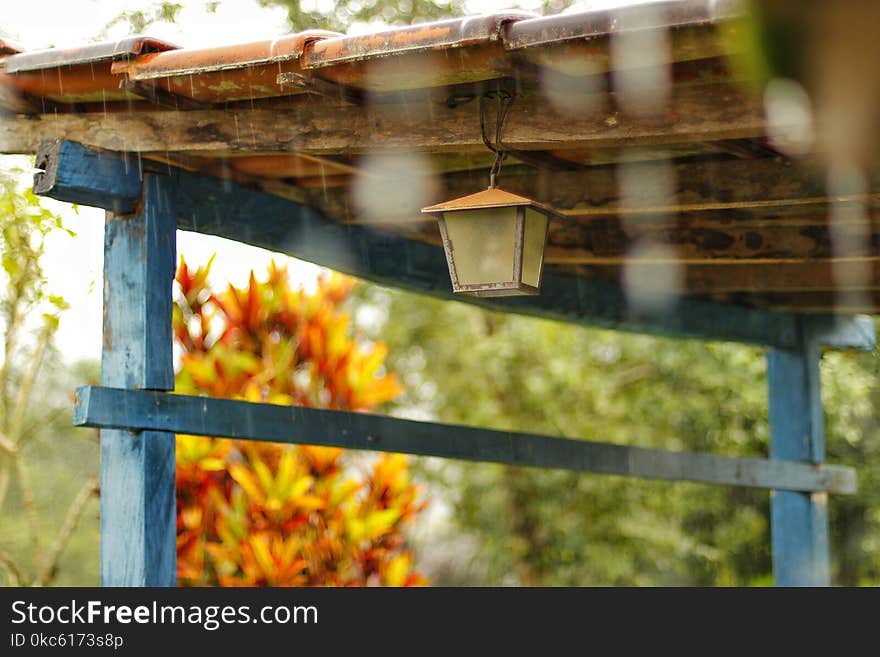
562, 259, 880, 293
374, 220, 880, 266
0, 83, 764, 155
306, 155, 880, 268
313, 157, 880, 222
710, 291, 880, 314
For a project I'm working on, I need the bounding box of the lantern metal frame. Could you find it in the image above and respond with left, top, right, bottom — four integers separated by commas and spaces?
421, 90, 563, 297
423, 188, 559, 297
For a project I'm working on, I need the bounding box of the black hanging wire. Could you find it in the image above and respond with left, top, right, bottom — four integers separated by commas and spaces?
479, 90, 515, 189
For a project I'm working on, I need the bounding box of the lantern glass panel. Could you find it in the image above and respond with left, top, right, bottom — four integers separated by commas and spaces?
443, 208, 517, 286
521, 208, 548, 288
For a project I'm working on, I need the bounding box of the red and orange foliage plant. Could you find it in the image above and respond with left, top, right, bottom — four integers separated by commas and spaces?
173, 257, 427, 586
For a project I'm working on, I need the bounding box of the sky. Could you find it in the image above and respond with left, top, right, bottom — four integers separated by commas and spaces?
0, 0, 646, 362
0, 0, 618, 49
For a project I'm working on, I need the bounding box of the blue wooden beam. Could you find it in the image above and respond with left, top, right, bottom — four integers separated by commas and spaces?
100, 173, 176, 586
33, 139, 142, 213
32, 140, 876, 352
767, 317, 830, 586
158, 167, 878, 352
73, 385, 857, 495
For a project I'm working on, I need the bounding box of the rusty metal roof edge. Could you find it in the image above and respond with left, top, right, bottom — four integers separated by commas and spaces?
0, 1, 742, 77
2, 35, 181, 73
504, 0, 745, 50
302, 11, 537, 69
0, 38, 24, 56
123, 30, 343, 81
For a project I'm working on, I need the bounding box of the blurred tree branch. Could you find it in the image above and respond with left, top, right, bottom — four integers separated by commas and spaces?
0, 549, 24, 586
38, 476, 99, 587
98, 1, 184, 37
258, 0, 466, 33
0, 166, 95, 586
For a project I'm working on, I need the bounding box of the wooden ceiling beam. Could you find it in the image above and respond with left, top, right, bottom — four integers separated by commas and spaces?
0, 82, 764, 155
707, 291, 880, 314
562, 259, 880, 294
323, 157, 880, 222
348, 217, 879, 267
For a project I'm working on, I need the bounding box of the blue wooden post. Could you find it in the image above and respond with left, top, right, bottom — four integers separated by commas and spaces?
767, 317, 829, 586
100, 173, 177, 586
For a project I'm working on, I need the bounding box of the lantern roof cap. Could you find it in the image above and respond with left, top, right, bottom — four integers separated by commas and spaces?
421, 187, 559, 216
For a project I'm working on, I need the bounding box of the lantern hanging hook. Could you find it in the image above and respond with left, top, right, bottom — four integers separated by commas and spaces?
480, 90, 515, 189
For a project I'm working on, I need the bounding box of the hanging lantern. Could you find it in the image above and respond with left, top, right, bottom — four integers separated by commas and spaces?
421, 188, 557, 297
421, 90, 559, 297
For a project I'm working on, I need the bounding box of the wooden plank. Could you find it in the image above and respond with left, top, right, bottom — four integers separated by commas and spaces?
767, 317, 830, 586
701, 138, 783, 160
119, 79, 211, 111
34, 141, 876, 351
562, 259, 880, 293
100, 173, 176, 587
276, 71, 365, 106
529, 250, 879, 267
0, 83, 764, 156
366, 216, 880, 264
328, 159, 880, 220
73, 385, 858, 495
0, 76, 39, 114
714, 291, 880, 314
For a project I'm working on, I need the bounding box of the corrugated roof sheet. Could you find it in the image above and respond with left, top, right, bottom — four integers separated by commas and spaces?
301, 12, 534, 67
2, 35, 180, 73
117, 31, 340, 79
111, 30, 342, 104
505, 0, 740, 49
0, 36, 182, 104
0, 3, 743, 107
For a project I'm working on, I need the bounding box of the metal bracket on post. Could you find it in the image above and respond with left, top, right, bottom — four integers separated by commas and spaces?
767, 316, 831, 586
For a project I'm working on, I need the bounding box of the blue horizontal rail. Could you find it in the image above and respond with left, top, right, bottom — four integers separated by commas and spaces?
73, 386, 857, 494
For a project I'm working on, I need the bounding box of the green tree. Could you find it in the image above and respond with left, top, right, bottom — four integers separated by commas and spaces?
100, 2, 184, 37
258, 0, 464, 33
258, 0, 579, 32
360, 287, 880, 586
822, 346, 880, 584
0, 166, 99, 586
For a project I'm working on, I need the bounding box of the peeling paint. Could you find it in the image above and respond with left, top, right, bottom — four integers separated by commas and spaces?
102, 274, 112, 352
